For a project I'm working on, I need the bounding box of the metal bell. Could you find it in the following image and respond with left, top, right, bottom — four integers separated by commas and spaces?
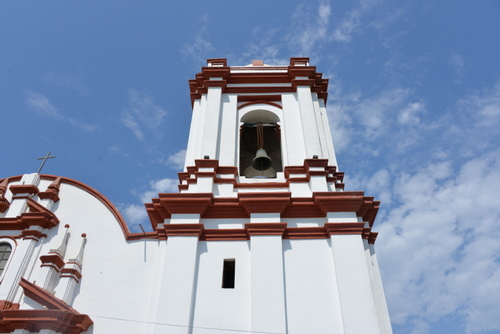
251, 148, 273, 170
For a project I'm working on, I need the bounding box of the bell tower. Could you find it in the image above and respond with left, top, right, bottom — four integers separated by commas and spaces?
145, 58, 392, 334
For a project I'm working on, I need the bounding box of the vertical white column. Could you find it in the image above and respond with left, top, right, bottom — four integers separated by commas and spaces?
185, 99, 204, 168
39, 329, 60, 334
281, 94, 307, 165
218, 95, 238, 166
365, 241, 393, 334
316, 98, 338, 166
296, 86, 322, 158
148, 231, 200, 334
13, 330, 32, 334
201, 86, 223, 160
145, 237, 168, 334
248, 222, 287, 334
330, 234, 381, 334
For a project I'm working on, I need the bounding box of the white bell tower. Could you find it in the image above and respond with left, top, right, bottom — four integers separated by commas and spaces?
145, 58, 392, 334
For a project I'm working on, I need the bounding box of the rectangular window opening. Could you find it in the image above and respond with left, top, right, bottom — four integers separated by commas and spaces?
222, 259, 235, 289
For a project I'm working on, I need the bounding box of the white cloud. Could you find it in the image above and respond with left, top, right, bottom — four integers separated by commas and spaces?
329, 87, 426, 154
166, 149, 186, 171
122, 88, 167, 141
122, 204, 148, 227
376, 150, 500, 333
25, 91, 61, 118
398, 102, 424, 125
121, 177, 179, 232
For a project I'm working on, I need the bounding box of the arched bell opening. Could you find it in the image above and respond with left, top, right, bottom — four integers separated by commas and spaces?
239, 110, 282, 178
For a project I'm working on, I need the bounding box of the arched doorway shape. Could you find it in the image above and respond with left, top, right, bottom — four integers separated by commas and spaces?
239, 109, 282, 178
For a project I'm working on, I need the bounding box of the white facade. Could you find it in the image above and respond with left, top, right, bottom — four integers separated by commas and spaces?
0, 58, 392, 334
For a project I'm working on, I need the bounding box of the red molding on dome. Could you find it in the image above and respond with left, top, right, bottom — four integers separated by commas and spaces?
0, 278, 93, 334
9, 184, 39, 197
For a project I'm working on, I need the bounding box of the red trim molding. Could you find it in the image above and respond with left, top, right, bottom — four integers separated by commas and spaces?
189, 57, 329, 106
0, 178, 10, 213
40, 253, 66, 271
0, 279, 93, 334
246, 223, 287, 236
163, 224, 205, 238
152, 222, 378, 243
9, 184, 39, 198
177, 158, 345, 192
38, 177, 62, 202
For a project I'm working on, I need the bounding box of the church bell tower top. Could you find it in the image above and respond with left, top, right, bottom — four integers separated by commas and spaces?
189, 57, 329, 106
184, 57, 337, 179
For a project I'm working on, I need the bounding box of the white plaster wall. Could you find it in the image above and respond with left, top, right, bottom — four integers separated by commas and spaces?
281, 93, 307, 166
283, 239, 344, 333
192, 241, 251, 333
218, 95, 238, 166
17, 183, 160, 333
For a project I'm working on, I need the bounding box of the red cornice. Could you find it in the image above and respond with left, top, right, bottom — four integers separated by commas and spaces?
9, 184, 39, 197
147, 190, 377, 230
246, 223, 287, 236
177, 159, 344, 192
152, 222, 378, 243
189, 57, 329, 106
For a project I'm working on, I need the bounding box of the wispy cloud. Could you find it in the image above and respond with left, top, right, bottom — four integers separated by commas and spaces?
331, 9, 361, 43
121, 88, 167, 142
182, 14, 215, 64
165, 149, 186, 171
288, 1, 332, 57
25, 90, 98, 132
232, 27, 288, 66
25, 91, 62, 119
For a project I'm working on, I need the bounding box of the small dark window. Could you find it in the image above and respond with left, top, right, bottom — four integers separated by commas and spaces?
222, 259, 235, 289
0, 243, 12, 276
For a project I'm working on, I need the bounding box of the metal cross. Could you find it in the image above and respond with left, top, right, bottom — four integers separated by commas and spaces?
37, 151, 56, 173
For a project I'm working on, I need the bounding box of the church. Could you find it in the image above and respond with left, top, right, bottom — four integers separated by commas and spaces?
0, 58, 392, 333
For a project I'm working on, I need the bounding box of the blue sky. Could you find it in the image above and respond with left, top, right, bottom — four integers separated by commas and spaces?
1, 1, 500, 333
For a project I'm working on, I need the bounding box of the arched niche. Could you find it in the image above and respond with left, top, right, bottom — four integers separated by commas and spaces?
238, 108, 283, 178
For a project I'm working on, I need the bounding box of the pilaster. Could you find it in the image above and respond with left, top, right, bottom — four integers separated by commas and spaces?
201, 86, 223, 160
149, 224, 203, 334
296, 85, 322, 158
247, 222, 287, 334
330, 233, 381, 334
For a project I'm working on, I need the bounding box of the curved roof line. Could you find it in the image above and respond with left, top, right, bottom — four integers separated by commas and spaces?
1, 175, 151, 241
